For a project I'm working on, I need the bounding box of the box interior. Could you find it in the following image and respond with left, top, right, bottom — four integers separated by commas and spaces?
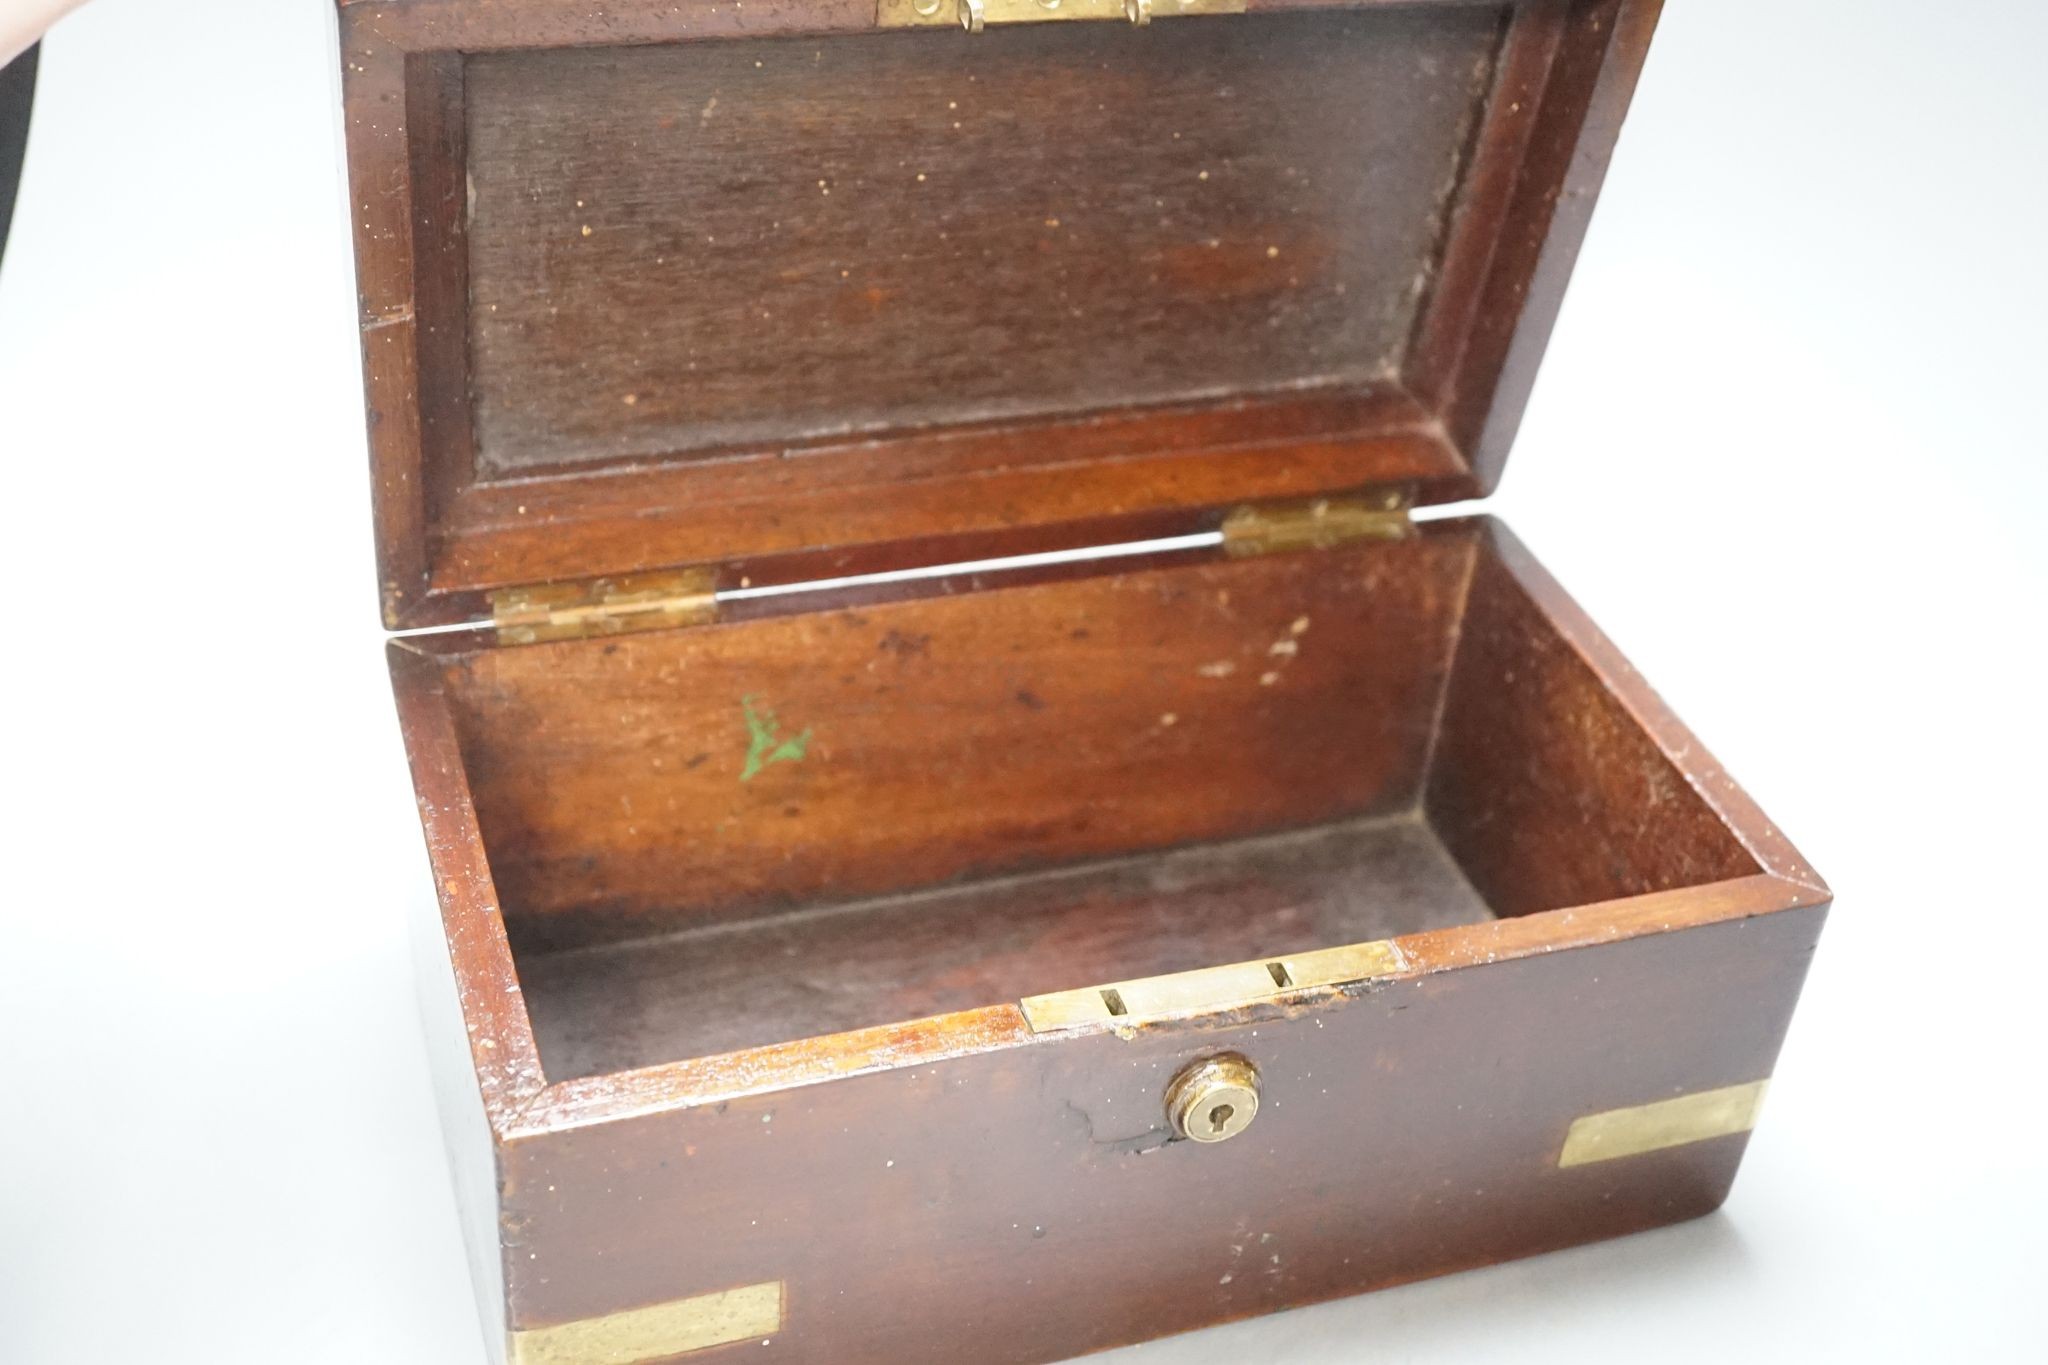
433, 523, 1762, 1081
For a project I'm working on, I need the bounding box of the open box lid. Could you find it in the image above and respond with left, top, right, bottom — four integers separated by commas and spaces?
339, 0, 1657, 630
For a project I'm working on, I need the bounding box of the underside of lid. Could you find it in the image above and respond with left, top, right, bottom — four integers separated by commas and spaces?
338, 0, 1660, 628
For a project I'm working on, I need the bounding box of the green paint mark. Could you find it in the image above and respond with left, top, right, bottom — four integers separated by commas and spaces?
741, 695, 812, 782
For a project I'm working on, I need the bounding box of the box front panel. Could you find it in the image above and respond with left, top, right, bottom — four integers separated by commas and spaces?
496, 902, 1824, 1364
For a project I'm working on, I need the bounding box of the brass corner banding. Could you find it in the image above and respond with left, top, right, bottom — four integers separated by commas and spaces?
1021, 939, 1405, 1032
508, 1280, 785, 1365
1558, 1080, 1771, 1168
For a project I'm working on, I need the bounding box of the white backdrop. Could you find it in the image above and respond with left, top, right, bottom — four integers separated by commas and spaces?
1, 1, 2041, 1361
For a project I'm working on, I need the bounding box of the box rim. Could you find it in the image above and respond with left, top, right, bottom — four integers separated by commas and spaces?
389, 514, 1828, 1143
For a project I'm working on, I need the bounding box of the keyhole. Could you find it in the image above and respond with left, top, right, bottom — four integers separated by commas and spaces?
1168, 1056, 1259, 1143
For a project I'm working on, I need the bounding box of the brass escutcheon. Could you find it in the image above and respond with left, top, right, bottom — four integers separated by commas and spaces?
1166, 1054, 1260, 1143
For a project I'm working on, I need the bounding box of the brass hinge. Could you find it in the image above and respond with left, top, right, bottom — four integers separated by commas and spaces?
489, 567, 719, 645
879, 0, 1243, 31
1219, 491, 1414, 558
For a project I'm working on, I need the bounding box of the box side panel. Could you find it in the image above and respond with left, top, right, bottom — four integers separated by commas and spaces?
1426, 516, 1827, 907
389, 643, 557, 1362
412, 892, 511, 1365
1442, 0, 1663, 490
1425, 519, 1765, 917
497, 901, 1825, 1363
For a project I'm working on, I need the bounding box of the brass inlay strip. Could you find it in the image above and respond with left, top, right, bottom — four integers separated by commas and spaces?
1558, 1081, 1771, 1168
508, 1280, 784, 1365
1021, 939, 1405, 1032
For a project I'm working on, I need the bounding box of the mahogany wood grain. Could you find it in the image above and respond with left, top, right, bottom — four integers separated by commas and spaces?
524, 870, 1824, 1134
341, 21, 431, 626
340, 0, 1662, 628
1425, 526, 1763, 917
439, 531, 1477, 945
462, 11, 1502, 471
389, 518, 1829, 1363
347, 0, 1834, 1355
1449, 520, 1827, 897
438, 517, 1789, 1076
388, 644, 546, 1115
1438, 0, 1664, 486
427, 390, 1461, 606
386, 645, 537, 1365
404, 52, 478, 555
1402, 0, 1565, 412
492, 903, 1826, 1357
519, 812, 1491, 1078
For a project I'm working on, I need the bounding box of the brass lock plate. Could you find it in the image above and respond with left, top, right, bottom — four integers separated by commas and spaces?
1020, 938, 1405, 1033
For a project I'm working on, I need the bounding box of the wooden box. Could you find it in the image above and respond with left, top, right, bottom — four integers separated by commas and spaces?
337, 0, 1830, 1360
